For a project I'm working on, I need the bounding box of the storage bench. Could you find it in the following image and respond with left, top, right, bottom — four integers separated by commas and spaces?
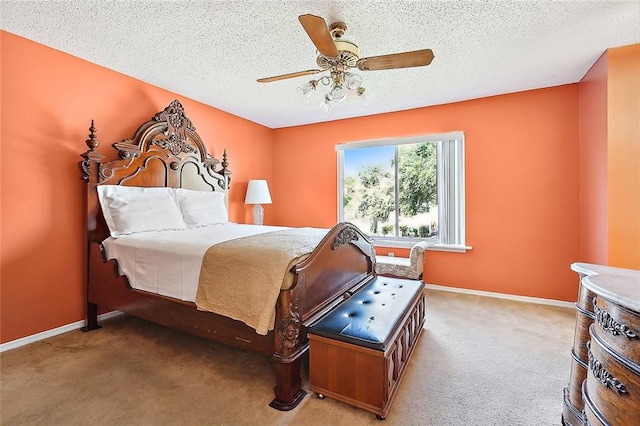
308, 276, 426, 419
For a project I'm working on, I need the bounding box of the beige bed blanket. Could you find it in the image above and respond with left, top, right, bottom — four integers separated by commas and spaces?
195, 228, 328, 335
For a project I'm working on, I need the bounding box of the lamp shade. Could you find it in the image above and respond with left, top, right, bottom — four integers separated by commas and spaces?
244, 180, 272, 205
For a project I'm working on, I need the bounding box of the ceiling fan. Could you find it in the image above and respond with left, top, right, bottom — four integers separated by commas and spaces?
257, 14, 435, 111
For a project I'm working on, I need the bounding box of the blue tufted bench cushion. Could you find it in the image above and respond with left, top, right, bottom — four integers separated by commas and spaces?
309, 276, 424, 351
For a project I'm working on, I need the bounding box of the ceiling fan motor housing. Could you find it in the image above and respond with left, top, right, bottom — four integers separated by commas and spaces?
316, 39, 360, 69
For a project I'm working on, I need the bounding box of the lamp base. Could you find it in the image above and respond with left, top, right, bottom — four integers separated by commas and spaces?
252, 204, 264, 225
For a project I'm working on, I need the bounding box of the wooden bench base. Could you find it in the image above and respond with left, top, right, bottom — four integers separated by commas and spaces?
308, 277, 426, 419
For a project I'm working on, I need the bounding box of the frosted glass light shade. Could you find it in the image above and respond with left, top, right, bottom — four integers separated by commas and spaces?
328, 84, 347, 102
320, 95, 332, 113
343, 72, 362, 90
296, 81, 317, 99
357, 87, 370, 107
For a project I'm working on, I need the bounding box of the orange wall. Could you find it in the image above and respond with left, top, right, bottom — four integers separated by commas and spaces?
7, 29, 628, 345
607, 44, 640, 269
578, 52, 609, 264
0, 31, 273, 343
273, 86, 581, 302
577, 43, 640, 270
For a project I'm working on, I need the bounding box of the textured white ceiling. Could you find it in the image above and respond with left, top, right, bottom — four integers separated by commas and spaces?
1, 1, 639, 129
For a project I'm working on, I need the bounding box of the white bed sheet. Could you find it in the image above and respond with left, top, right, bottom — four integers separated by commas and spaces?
102, 223, 291, 302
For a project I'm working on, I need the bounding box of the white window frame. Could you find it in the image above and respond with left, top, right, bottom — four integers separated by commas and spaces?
336, 131, 469, 253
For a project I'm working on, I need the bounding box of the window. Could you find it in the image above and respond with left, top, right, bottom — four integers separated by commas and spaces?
336, 132, 466, 251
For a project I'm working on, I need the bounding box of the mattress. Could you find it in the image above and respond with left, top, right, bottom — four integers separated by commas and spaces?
102, 223, 291, 302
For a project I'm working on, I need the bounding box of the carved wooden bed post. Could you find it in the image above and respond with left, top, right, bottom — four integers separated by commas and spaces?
271, 284, 307, 410
79, 120, 104, 332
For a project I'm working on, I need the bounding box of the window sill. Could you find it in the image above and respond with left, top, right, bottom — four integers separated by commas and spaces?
371, 238, 471, 253
425, 244, 472, 253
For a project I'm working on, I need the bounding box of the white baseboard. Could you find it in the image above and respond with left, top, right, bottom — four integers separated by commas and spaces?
0, 311, 123, 353
425, 283, 575, 309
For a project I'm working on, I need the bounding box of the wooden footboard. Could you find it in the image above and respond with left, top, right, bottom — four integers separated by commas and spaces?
271, 222, 375, 409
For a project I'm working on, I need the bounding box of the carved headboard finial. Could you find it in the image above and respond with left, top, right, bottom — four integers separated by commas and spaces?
222, 149, 229, 171
85, 120, 99, 151
152, 100, 197, 155
80, 120, 105, 182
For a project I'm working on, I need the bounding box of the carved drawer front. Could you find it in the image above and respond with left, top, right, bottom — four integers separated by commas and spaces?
566, 302, 595, 414
593, 296, 639, 364
566, 348, 588, 415
585, 325, 640, 426
574, 300, 596, 365
582, 380, 608, 426
562, 387, 585, 426
563, 277, 598, 425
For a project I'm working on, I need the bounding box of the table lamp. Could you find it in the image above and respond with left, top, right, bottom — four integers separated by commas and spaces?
244, 179, 272, 225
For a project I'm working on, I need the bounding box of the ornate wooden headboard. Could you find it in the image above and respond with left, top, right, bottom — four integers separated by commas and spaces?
80, 100, 231, 243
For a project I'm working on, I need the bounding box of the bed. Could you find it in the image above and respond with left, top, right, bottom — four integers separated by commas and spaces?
79, 100, 376, 410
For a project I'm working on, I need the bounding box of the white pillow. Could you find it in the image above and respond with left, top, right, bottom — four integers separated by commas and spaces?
97, 185, 187, 238
175, 188, 229, 227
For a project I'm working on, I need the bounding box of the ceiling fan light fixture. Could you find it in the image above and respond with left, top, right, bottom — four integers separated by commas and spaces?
357, 87, 370, 107
296, 80, 317, 99
328, 83, 348, 102
320, 94, 332, 113
343, 72, 362, 90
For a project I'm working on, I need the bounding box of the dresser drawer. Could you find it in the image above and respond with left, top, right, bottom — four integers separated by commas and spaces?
582, 380, 608, 426
593, 296, 640, 364
585, 325, 640, 426
567, 348, 588, 413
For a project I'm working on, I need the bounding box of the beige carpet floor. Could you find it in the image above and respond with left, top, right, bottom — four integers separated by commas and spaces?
1, 288, 576, 425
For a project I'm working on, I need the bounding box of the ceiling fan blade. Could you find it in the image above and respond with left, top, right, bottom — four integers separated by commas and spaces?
357, 49, 435, 71
298, 14, 339, 58
257, 69, 323, 83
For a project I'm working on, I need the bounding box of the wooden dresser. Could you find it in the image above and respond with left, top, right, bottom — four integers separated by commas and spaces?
562, 263, 640, 426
